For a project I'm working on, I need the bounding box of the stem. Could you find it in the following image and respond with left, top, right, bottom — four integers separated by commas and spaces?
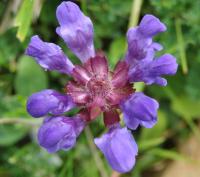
128, 0, 144, 92
81, 0, 87, 15
183, 117, 200, 143
175, 18, 188, 74
128, 0, 143, 28
84, 126, 109, 177
58, 153, 74, 177
0, 0, 22, 33
110, 171, 121, 177
33, 0, 45, 21
0, 118, 41, 126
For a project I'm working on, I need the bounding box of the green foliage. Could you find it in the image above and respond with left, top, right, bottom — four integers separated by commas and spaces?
108, 37, 126, 68
0, 0, 200, 176
172, 96, 200, 119
0, 29, 23, 67
8, 144, 62, 177
138, 111, 167, 151
15, 0, 34, 41
148, 148, 190, 162
0, 124, 27, 146
15, 56, 48, 96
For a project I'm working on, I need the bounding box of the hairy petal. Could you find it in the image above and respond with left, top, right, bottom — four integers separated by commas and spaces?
56, 1, 95, 63
94, 125, 138, 173
128, 54, 178, 86
139, 14, 166, 37
26, 35, 74, 74
125, 14, 166, 66
38, 116, 85, 153
125, 27, 161, 65
120, 92, 159, 130
27, 89, 75, 118
149, 54, 178, 75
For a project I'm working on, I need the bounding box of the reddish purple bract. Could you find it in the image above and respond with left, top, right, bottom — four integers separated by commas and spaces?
67, 54, 134, 124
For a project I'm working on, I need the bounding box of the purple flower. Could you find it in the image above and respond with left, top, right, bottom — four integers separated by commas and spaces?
139, 14, 167, 37
125, 15, 166, 65
27, 89, 75, 118
128, 54, 178, 86
56, 2, 95, 63
94, 124, 138, 173
26, 1, 178, 173
125, 15, 178, 86
38, 116, 85, 153
120, 92, 159, 130
26, 35, 74, 75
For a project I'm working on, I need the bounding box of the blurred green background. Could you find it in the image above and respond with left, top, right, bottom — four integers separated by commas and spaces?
1, 0, 200, 177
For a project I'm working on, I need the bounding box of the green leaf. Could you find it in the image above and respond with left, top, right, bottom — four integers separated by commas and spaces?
15, 56, 48, 96
15, 0, 34, 41
185, 62, 200, 100
171, 96, 200, 119
132, 153, 161, 176
138, 137, 165, 152
0, 29, 22, 67
9, 144, 62, 176
175, 18, 188, 74
0, 95, 28, 117
0, 125, 27, 146
108, 37, 126, 68
148, 148, 191, 162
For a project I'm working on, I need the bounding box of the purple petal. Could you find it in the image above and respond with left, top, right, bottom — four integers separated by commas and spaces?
150, 54, 178, 75
122, 112, 140, 130
56, 2, 95, 63
94, 124, 138, 173
26, 35, 74, 74
128, 54, 178, 86
38, 116, 85, 153
138, 14, 166, 37
140, 119, 158, 128
125, 27, 161, 65
27, 89, 75, 118
151, 42, 163, 51
125, 14, 166, 66
120, 92, 159, 130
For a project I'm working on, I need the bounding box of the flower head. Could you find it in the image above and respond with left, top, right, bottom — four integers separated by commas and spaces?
67, 54, 134, 123
26, 1, 178, 173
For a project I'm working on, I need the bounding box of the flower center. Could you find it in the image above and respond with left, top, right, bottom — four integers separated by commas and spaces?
86, 76, 111, 98
66, 54, 134, 121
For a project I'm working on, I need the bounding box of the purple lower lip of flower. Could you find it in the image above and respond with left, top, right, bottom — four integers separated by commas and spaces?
56, 1, 95, 63
128, 54, 178, 86
27, 89, 75, 118
38, 116, 85, 153
94, 124, 138, 173
139, 14, 167, 37
120, 92, 159, 130
66, 53, 134, 124
26, 35, 74, 75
